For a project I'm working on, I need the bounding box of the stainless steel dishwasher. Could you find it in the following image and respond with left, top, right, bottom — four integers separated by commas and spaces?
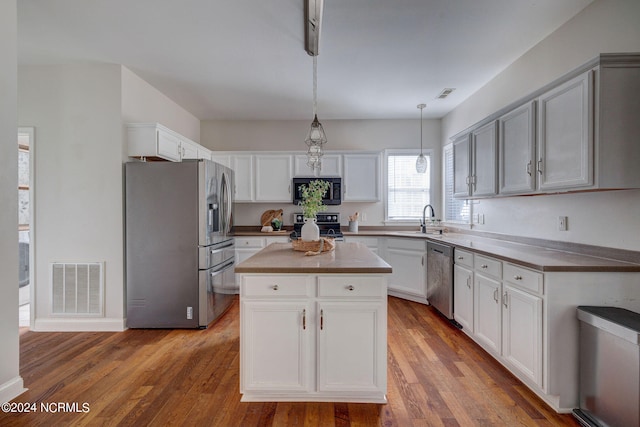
426, 241, 454, 320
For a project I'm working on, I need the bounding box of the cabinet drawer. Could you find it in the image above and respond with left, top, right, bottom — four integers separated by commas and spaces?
264, 236, 290, 244
317, 276, 386, 298
455, 249, 474, 268
235, 237, 265, 248
503, 263, 543, 295
241, 275, 313, 297
474, 255, 502, 279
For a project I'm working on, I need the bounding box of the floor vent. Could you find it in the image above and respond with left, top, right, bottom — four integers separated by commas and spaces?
51, 262, 104, 316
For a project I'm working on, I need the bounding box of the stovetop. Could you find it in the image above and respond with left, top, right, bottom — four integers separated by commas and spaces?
290, 212, 343, 240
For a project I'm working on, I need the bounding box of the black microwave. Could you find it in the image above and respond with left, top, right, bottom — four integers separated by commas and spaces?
292, 177, 342, 206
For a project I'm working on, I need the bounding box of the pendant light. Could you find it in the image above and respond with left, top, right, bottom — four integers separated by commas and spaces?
305, 55, 327, 173
304, 0, 326, 174
416, 103, 427, 173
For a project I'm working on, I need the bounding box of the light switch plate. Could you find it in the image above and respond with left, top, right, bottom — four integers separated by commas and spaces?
558, 216, 568, 231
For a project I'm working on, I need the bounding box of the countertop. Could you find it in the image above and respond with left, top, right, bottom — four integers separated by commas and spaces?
234, 242, 392, 274
231, 229, 640, 272
349, 230, 640, 272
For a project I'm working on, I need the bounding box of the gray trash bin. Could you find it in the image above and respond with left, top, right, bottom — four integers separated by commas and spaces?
574, 306, 640, 427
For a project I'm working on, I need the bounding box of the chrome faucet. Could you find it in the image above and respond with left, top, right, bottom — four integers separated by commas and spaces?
421, 204, 435, 233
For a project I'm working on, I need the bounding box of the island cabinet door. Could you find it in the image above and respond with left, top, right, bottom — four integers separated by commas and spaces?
241, 301, 313, 393
316, 301, 386, 394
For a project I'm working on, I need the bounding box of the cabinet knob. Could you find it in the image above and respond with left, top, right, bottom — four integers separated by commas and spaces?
272, 285, 279, 291
347, 285, 355, 291
481, 264, 488, 269
457, 256, 464, 260
514, 275, 523, 280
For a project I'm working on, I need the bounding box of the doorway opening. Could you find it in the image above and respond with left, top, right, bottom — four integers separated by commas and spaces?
18, 127, 34, 329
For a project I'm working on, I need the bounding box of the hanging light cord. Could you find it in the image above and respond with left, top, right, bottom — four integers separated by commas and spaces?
419, 105, 423, 154
312, 55, 318, 117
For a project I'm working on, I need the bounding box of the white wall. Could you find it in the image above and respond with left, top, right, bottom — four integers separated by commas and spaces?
442, 0, 640, 251
202, 119, 441, 226
122, 67, 200, 143
0, 0, 25, 403
18, 64, 127, 330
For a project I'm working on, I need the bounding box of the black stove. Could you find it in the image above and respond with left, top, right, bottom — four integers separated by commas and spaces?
290, 212, 344, 241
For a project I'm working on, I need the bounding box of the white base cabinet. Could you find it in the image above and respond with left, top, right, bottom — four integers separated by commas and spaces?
502, 283, 542, 387
382, 238, 427, 304
473, 272, 502, 356
455, 251, 545, 391
239, 273, 387, 403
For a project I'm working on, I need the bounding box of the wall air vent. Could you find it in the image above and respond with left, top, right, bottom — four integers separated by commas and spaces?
436, 88, 456, 99
51, 262, 104, 316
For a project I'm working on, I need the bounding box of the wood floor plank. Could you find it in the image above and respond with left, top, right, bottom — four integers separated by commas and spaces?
1, 296, 580, 426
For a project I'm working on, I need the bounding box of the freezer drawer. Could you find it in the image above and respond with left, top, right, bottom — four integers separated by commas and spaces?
574, 306, 640, 427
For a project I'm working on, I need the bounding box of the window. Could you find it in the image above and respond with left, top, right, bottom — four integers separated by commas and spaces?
386, 150, 431, 221
443, 144, 470, 223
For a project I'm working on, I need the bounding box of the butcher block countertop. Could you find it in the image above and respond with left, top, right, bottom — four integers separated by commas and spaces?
234, 242, 392, 274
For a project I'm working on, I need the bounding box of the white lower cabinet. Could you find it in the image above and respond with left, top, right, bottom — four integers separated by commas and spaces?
456, 251, 544, 390
502, 283, 542, 386
453, 263, 473, 331
383, 238, 427, 304
235, 236, 290, 264
242, 300, 312, 393
474, 272, 502, 356
239, 274, 387, 403
344, 236, 379, 254
317, 301, 386, 393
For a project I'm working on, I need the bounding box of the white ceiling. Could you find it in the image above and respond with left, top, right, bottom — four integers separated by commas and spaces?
17, 0, 594, 120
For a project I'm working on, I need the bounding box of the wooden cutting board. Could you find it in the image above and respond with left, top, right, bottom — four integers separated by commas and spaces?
260, 209, 283, 226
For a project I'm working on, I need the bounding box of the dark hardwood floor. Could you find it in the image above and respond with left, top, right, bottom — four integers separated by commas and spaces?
2, 297, 578, 426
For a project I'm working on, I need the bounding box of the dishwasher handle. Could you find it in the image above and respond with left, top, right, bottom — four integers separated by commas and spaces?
427, 241, 453, 257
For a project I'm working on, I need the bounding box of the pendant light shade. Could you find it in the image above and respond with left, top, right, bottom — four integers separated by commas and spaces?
305, 55, 326, 173
416, 103, 427, 173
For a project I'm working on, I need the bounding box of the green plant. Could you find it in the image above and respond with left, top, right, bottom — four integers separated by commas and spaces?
298, 179, 331, 218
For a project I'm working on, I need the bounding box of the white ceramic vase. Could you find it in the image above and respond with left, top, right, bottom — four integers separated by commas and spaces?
301, 217, 320, 241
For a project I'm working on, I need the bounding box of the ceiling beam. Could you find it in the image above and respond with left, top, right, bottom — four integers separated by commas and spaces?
304, 0, 323, 56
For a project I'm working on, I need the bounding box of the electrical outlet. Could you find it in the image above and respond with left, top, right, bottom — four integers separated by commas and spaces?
187, 306, 193, 320
558, 216, 568, 231
360, 213, 367, 222
479, 214, 485, 224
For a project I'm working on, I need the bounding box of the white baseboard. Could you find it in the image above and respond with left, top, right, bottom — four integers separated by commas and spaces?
0, 376, 26, 404
33, 317, 127, 332
388, 289, 428, 305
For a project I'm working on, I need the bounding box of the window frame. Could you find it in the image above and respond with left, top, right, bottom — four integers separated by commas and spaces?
384, 148, 433, 225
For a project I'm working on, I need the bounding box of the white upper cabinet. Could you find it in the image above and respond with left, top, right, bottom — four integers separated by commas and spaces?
453, 134, 471, 198
537, 71, 593, 191
128, 124, 181, 161
232, 155, 254, 202
254, 154, 293, 202
471, 121, 498, 197
453, 122, 497, 199
180, 138, 199, 160
294, 154, 342, 177
127, 123, 210, 162
499, 101, 536, 195
452, 54, 640, 198
343, 153, 381, 202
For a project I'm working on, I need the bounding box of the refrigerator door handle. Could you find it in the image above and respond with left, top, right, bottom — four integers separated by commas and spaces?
210, 260, 234, 277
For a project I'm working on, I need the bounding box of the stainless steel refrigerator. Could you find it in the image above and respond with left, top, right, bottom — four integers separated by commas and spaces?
125, 159, 235, 328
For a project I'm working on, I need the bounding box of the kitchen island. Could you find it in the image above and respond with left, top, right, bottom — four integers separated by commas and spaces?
235, 242, 392, 403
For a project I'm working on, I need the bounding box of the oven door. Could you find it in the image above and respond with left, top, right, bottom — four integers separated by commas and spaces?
198, 259, 236, 327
